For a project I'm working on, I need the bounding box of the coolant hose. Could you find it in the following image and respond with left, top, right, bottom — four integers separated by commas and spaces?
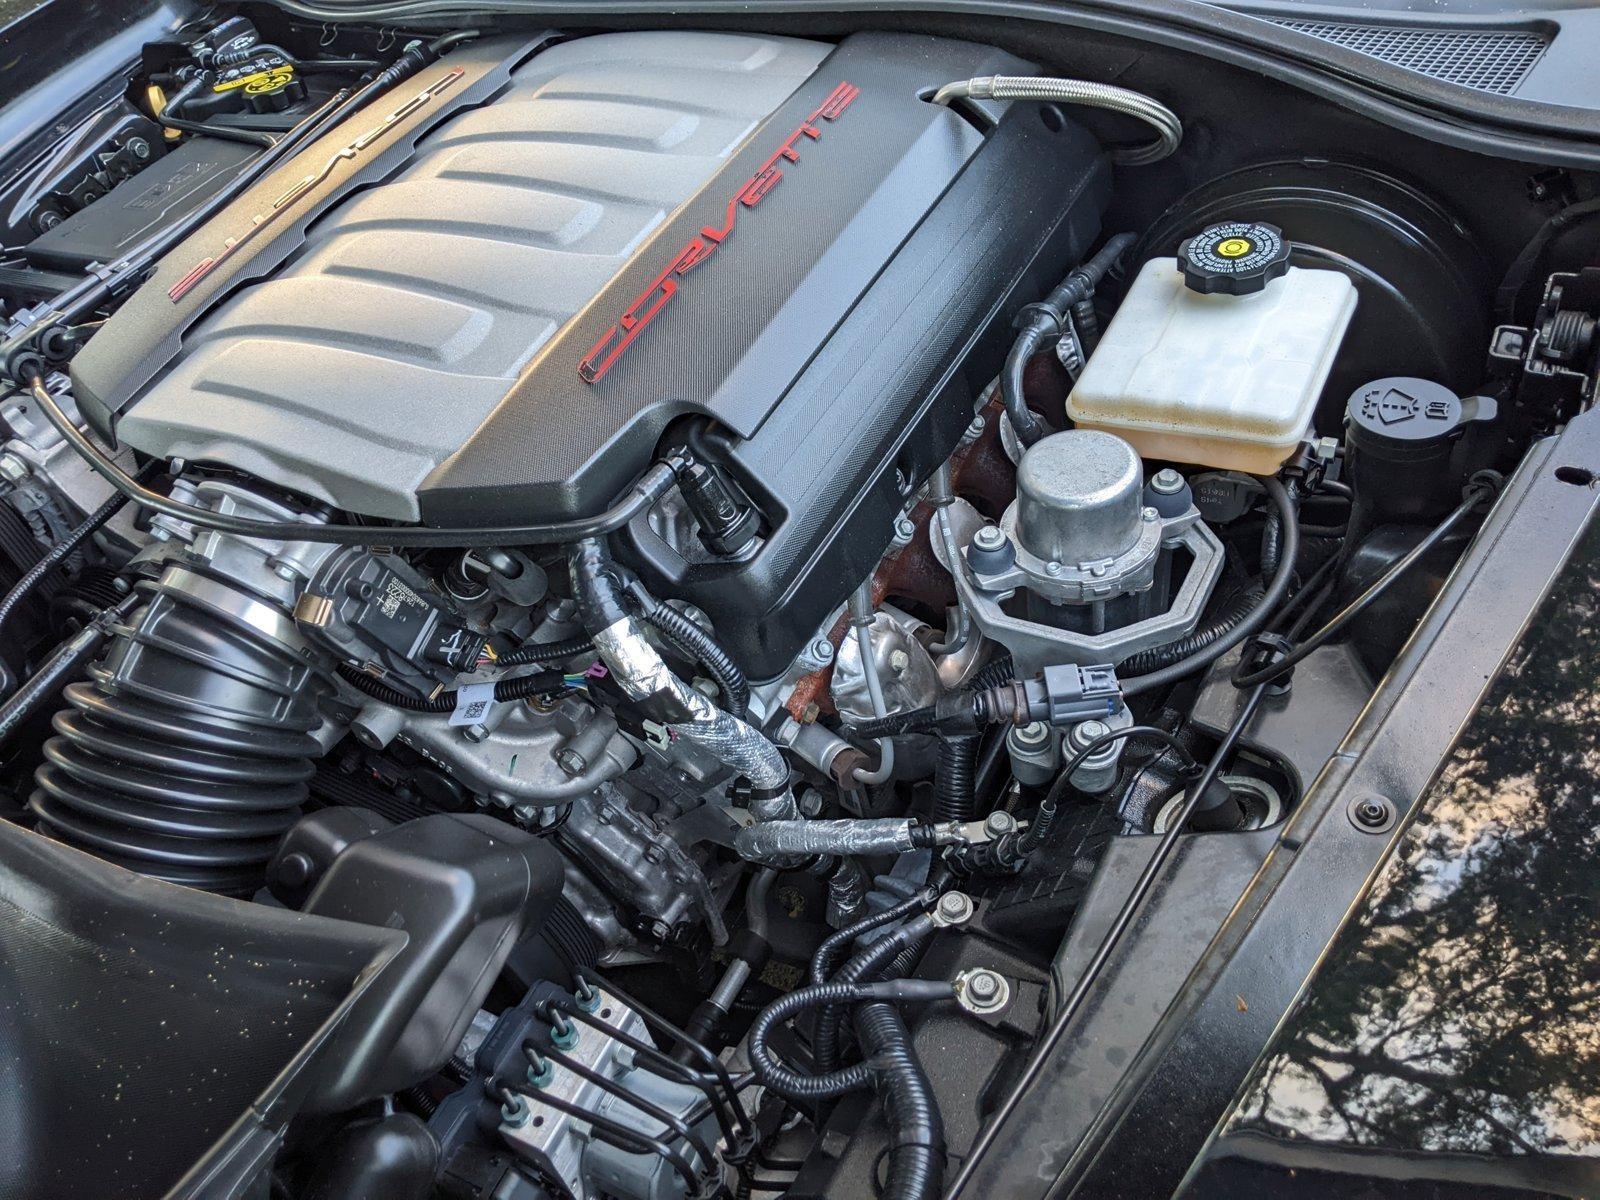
1000, 233, 1139, 448
733, 818, 965, 863
1001, 324, 1051, 448
1260, 477, 1303, 578
1120, 476, 1300, 696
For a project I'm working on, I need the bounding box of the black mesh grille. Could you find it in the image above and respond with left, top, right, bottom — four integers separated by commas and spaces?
1273, 20, 1548, 95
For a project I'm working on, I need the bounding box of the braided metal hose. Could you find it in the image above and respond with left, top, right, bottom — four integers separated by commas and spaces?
931, 75, 1182, 165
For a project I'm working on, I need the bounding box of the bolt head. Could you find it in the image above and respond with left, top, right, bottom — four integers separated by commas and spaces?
0, 454, 28, 483
973, 525, 1005, 551
1150, 468, 1184, 495
888, 648, 910, 674
967, 971, 1000, 1001
984, 810, 1017, 837
1142, 506, 1160, 523
1012, 721, 1050, 747
1045, 560, 1063, 576
936, 891, 974, 923
894, 516, 916, 539
1071, 719, 1112, 750
811, 638, 835, 663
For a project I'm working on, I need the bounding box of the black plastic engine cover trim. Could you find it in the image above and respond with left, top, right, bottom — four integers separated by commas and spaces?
615, 79, 1111, 679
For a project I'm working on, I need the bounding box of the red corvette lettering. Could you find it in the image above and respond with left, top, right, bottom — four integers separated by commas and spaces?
578, 81, 860, 384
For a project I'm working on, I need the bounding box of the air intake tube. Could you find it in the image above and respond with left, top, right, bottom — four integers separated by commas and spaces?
29, 564, 331, 895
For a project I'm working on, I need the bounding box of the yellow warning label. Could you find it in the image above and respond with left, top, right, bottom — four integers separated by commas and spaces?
213, 67, 295, 95
1216, 237, 1253, 259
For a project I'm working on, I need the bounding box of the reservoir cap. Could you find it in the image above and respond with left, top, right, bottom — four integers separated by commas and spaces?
1177, 221, 1290, 296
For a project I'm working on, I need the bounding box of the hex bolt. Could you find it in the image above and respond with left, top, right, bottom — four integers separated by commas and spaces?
973, 525, 1007, 552
1045, 560, 1063, 576
965, 415, 987, 440
1069, 719, 1112, 752
967, 970, 1000, 1003
984, 810, 1018, 838
1142, 506, 1160, 523
936, 891, 975, 924
1150, 468, 1185, 496
888, 648, 910, 675
1013, 721, 1050, 748
810, 638, 835, 665
893, 516, 917, 544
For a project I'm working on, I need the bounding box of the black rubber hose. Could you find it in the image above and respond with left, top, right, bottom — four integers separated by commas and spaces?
0, 489, 126, 662
1116, 585, 1263, 675
1001, 323, 1051, 448
496, 634, 594, 667
1045, 232, 1140, 313
1070, 295, 1101, 355
30, 572, 330, 894
933, 733, 980, 824
337, 662, 565, 712
1120, 477, 1300, 697
812, 916, 935, 1078
1260, 477, 1302, 578
855, 1000, 944, 1200
643, 603, 749, 717
747, 980, 951, 1101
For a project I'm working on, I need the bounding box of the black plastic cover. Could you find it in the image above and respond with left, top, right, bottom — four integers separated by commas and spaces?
0, 819, 403, 1200
270, 811, 564, 1113
22, 135, 257, 271
619, 73, 1111, 677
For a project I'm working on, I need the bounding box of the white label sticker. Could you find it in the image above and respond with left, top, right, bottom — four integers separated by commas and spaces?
449, 682, 497, 727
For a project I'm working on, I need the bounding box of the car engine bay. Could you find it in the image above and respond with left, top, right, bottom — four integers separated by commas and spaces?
0, 5, 1596, 1199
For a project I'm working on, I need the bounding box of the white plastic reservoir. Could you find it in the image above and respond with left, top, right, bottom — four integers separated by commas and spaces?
1066, 257, 1357, 473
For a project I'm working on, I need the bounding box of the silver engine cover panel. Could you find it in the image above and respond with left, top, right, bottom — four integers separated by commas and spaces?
115, 32, 828, 520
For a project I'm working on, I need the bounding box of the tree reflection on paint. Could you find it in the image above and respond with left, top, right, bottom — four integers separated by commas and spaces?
1229, 525, 1600, 1156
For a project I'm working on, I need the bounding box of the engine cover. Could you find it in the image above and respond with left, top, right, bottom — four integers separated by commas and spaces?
73, 29, 1111, 675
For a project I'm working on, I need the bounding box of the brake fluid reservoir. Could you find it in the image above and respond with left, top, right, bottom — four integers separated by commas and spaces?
1066, 221, 1356, 474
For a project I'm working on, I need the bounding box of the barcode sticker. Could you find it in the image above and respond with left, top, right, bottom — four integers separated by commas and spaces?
449, 682, 497, 727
